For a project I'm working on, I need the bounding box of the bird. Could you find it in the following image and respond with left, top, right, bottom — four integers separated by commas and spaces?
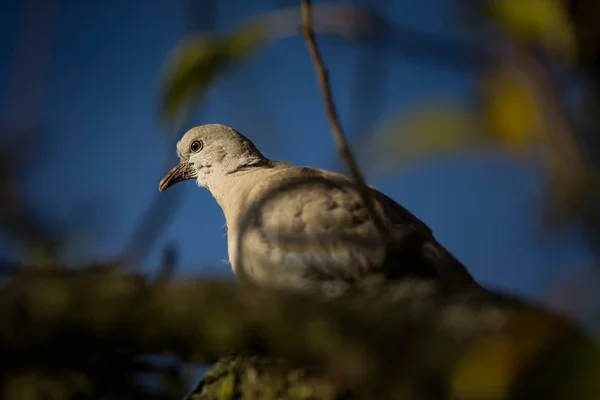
159, 124, 482, 294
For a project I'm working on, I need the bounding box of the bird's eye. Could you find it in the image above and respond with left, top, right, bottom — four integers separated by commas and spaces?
190, 140, 203, 153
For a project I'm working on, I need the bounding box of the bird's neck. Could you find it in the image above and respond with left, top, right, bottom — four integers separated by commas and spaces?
207, 161, 273, 209
207, 160, 289, 225
224, 157, 273, 175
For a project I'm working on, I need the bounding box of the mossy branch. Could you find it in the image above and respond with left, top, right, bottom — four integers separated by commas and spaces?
0, 270, 598, 399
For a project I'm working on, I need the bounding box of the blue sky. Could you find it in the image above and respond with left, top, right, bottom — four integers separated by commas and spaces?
0, 0, 596, 317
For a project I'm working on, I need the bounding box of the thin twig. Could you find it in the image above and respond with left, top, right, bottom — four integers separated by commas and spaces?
299, 0, 389, 238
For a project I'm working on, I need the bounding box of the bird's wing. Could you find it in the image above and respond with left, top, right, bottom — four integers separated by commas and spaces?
235, 166, 389, 286
235, 165, 478, 290
368, 187, 434, 236
364, 182, 477, 286
313, 168, 435, 237
367, 182, 477, 287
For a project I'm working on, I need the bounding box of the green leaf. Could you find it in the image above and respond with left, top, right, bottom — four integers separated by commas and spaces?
158, 3, 383, 129
159, 23, 268, 128
487, 0, 576, 59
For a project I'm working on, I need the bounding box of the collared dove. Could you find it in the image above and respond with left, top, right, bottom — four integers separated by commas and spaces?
159, 124, 481, 294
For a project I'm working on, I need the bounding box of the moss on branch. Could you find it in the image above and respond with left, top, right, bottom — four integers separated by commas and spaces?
0, 270, 598, 399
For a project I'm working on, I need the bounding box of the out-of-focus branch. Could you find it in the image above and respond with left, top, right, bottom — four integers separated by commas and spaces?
489, 34, 600, 250
299, 0, 389, 239
0, 270, 597, 399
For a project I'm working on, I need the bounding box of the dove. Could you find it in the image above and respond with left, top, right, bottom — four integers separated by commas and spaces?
159, 124, 482, 294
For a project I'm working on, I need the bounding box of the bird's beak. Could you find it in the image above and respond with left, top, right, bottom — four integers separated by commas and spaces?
158, 162, 196, 192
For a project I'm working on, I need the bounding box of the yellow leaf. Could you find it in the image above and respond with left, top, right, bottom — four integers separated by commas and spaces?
452, 310, 570, 399
397, 106, 481, 156
488, 0, 577, 59
358, 101, 483, 175
480, 68, 542, 153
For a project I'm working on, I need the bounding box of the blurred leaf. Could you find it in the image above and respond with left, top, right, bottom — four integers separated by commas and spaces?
480, 67, 543, 154
160, 3, 384, 129
451, 309, 570, 400
451, 333, 515, 399
478, 61, 600, 231
159, 23, 269, 128
356, 101, 483, 176
487, 0, 577, 59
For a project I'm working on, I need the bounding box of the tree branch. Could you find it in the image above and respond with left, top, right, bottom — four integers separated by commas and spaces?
1, 270, 597, 399
299, 0, 389, 239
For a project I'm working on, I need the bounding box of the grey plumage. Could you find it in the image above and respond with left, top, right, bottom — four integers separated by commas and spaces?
159, 124, 481, 294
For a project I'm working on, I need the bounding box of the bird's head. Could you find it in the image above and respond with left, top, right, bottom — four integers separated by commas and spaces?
158, 124, 268, 192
